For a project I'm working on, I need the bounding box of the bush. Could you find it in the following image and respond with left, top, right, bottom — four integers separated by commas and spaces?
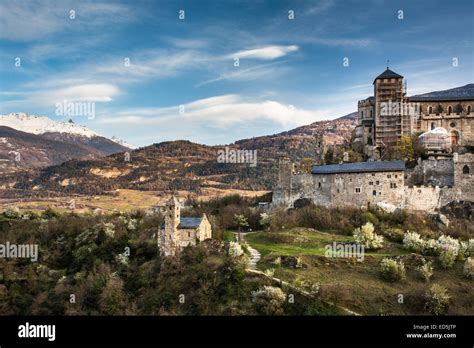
380, 258, 406, 282
463, 257, 474, 279
251, 286, 286, 315
381, 226, 404, 242
425, 284, 450, 315
459, 239, 474, 260
437, 235, 460, 269
403, 231, 425, 253
353, 222, 383, 250
417, 260, 433, 282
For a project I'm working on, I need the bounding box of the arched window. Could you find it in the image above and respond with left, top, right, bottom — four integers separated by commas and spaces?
451, 130, 460, 145
431, 122, 436, 130
361, 111, 364, 118
318, 182, 321, 188
447, 105, 452, 115
428, 106, 433, 114
468, 105, 472, 114
463, 165, 470, 174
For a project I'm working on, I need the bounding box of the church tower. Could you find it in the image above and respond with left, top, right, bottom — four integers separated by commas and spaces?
373, 67, 405, 150
158, 196, 181, 256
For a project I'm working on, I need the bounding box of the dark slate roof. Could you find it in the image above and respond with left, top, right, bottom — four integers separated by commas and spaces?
373, 68, 403, 83
178, 217, 203, 229
311, 160, 405, 174
408, 96, 474, 102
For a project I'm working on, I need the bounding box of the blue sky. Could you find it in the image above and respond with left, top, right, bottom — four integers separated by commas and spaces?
1, 0, 473, 147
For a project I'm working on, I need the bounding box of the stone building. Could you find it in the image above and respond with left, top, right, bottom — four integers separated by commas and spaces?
272, 153, 473, 212
157, 196, 212, 256
353, 68, 474, 158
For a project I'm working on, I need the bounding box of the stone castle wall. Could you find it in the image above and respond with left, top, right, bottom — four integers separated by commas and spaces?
273, 153, 473, 212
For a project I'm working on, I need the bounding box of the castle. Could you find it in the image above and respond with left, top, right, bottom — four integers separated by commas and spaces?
353, 68, 474, 158
272, 69, 473, 212
157, 196, 212, 256
273, 153, 473, 212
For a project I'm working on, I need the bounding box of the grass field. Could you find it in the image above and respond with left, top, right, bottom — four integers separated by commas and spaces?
245, 228, 474, 315
0, 188, 268, 213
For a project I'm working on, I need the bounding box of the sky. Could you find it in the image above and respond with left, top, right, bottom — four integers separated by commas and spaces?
0, 0, 473, 147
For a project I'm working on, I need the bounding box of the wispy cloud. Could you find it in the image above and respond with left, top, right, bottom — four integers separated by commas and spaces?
229, 45, 299, 60
97, 94, 324, 129
0, 0, 134, 41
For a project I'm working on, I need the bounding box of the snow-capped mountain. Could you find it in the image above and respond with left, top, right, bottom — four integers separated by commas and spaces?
111, 136, 136, 150
0, 112, 99, 138
0, 112, 132, 174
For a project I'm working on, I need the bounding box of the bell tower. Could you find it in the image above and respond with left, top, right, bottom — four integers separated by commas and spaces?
159, 196, 181, 256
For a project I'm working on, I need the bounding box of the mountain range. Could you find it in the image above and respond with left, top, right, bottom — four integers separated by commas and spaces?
0, 113, 132, 174
1, 83, 472, 197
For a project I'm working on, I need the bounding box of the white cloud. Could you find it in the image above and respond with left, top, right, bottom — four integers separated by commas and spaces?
229, 45, 299, 60
2, 84, 120, 110
196, 61, 288, 87
97, 94, 324, 129
0, 0, 133, 41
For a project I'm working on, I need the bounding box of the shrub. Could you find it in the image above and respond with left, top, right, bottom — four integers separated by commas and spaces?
353, 222, 383, 250
417, 260, 433, 282
437, 235, 460, 269
382, 227, 404, 242
423, 238, 440, 256
251, 286, 286, 315
403, 231, 425, 253
459, 239, 474, 260
463, 257, 474, 279
380, 258, 406, 282
227, 242, 244, 257
425, 284, 450, 315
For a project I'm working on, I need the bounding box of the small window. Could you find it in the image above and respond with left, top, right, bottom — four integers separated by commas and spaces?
468, 105, 472, 114
387, 175, 391, 179
431, 122, 436, 130
395, 175, 398, 178
448, 105, 452, 115
372, 190, 376, 196
428, 106, 433, 114
463, 165, 470, 174
356, 188, 361, 193
361, 111, 364, 118
337, 189, 340, 193
376, 181, 380, 185
372, 173, 375, 177
318, 182, 322, 188
369, 181, 373, 185
390, 183, 397, 188
450, 122, 456, 128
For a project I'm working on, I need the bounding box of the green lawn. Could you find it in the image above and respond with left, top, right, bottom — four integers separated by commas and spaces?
245, 229, 408, 258
243, 228, 473, 315
223, 230, 236, 242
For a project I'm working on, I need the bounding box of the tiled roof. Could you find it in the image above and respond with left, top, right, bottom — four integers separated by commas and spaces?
311, 160, 405, 174
373, 68, 403, 83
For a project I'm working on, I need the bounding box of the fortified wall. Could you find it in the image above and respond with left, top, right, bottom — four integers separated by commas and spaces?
273, 153, 473, 212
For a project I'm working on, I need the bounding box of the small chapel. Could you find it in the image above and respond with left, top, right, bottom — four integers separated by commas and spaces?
157, 196, 212, 256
